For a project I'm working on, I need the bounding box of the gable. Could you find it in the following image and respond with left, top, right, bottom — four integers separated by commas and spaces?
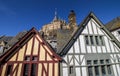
68, 18, 119, 54
60, 12, 120, 56
0, 28, 61, 63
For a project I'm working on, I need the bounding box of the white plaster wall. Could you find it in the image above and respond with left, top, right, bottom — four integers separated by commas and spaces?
75, 68, 81, 76
79, 35, 86, 53
63, 68, 68, 76
74, 39, 80, 53
81, 67, 87, 76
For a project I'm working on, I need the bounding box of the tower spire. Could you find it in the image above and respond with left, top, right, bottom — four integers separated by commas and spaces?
53, 8, 58, 21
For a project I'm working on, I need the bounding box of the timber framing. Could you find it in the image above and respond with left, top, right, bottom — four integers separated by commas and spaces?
0, 27, 62, 76
59, 12, 120, 56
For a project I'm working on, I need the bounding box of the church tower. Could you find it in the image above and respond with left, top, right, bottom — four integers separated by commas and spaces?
68, 10, 77, 30
53, 9, 59, 22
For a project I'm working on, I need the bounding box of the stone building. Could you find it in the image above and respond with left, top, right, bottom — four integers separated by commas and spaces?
0, 36, 13, 54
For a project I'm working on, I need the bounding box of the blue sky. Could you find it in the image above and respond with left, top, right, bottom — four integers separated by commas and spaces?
0, 0, 120, 36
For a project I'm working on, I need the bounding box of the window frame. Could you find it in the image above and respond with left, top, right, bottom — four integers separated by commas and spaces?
87, 59, 113, 76
85, 35, 104, 46
23, 55, 38, 76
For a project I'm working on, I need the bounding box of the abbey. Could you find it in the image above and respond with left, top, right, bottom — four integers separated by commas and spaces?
0, 11, 120, 76
40, 10, 78, 51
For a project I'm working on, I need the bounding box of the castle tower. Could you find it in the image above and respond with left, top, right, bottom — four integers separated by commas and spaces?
53, 8, 59, 22
68, 10, 77, 30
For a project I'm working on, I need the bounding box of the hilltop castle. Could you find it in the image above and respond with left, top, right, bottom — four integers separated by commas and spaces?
40, 10, 78, 51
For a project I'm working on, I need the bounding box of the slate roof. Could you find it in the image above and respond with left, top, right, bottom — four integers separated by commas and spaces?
0, 36, 13, 44
6, 31, 27, 47
106, 17, 120, 31
59, 12, 120, 56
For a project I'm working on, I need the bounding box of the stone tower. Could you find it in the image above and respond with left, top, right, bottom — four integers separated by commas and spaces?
68, 10, 77, 30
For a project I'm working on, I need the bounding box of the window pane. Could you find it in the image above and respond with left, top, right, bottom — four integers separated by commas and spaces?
87, 60, 92, 65
25, 56, 30, 61
85, 36, 89, 45
106, 59, 110, 64
32, 56, 38, 61
107, 65, 112, 75
95, 36, 99, 45
94, 60, 98, 64
101, 66, 106, 76
69, 66, 73, 74
99, 36, 104, 45
90, 36, 94, 45
23, 64, 29, 76
95, 66, 99, 76
88, 66, 93, 76
6, 65, 12, 76
100, 60, 104, 64
31, 64, 37, 76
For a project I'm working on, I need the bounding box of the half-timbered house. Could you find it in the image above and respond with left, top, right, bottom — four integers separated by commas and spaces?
59, 12, 120, 76
0, 27, 61, 76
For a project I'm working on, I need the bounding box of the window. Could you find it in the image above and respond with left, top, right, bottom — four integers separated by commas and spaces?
106, 59, 112, 75
107, 65, 112, 75
23, 56, 38, 76
100, 60, 104, 64
31, 64, 37, 76
87, 60, 93, 76
23, 64, 29, 76
85, 36, 89, 45
25, 56, 30, 61
90, 36, 94, 45
101, 65, 106, 76
6, 65, 12, 76
87, 60, 92, 65
69, 66, 73, 74
95, 66, 99, 76
94, 60, 98, 64
85, 35, 104, 46
32, 56, 38, 61
99, 36, 104, 45
88, 66, 93, 76
95, 36, 99, 45
87, 59, 112, 76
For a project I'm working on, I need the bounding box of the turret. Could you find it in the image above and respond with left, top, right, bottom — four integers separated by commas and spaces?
68, 10, 77, 30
